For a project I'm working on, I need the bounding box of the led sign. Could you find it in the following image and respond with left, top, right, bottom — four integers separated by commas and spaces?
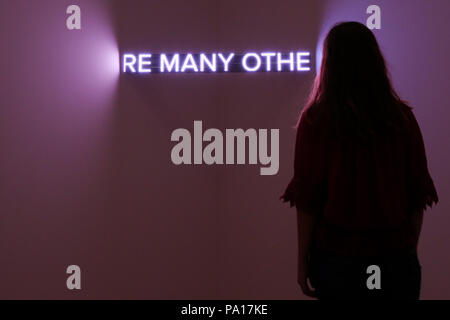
122, 52, 311, 73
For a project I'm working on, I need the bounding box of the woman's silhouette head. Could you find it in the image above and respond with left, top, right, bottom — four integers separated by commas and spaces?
302, 21, 409, 141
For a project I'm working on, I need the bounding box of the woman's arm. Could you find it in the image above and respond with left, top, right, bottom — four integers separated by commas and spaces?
281, 111, 326, 298
296, 207, 317, 298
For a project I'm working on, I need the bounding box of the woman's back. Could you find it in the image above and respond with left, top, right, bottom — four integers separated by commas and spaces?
306, 103, 437, 256
283, 101, 438, 256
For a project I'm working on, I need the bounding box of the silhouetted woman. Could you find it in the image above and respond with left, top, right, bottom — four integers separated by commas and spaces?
280, 22, 438, 300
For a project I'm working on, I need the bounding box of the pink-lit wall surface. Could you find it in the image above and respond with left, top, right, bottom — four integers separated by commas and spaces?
0, 0, 448, 299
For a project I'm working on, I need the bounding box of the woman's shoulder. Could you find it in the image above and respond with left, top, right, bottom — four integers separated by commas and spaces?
396, 101, 421, 133
299, 102, 330, 127
392, 99, 418, 123
295, 103, 332, 146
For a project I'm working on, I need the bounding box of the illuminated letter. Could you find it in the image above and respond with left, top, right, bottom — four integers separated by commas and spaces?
123, 54, 137, 73
242, 53, 262, 72
66, 265, 81, 290
138, 54, 152, 73
171, 128, 191, 164
366, 5, 381, 30
259, 129, 279, 176
161, 54, 180, 72
277, 52, 294, 71
261, 52, 276, 71
218, 53, 235, 72
181, 54, 199, 72
200, 53, 217, 72
203, 128, 223, 164
296, 52, 310, 71
66, 5, 81, 30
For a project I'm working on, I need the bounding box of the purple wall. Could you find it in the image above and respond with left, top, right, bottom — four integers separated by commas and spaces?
0, 0, 448, 299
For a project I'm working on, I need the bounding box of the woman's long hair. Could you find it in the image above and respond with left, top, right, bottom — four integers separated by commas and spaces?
299, 21, 410, 142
